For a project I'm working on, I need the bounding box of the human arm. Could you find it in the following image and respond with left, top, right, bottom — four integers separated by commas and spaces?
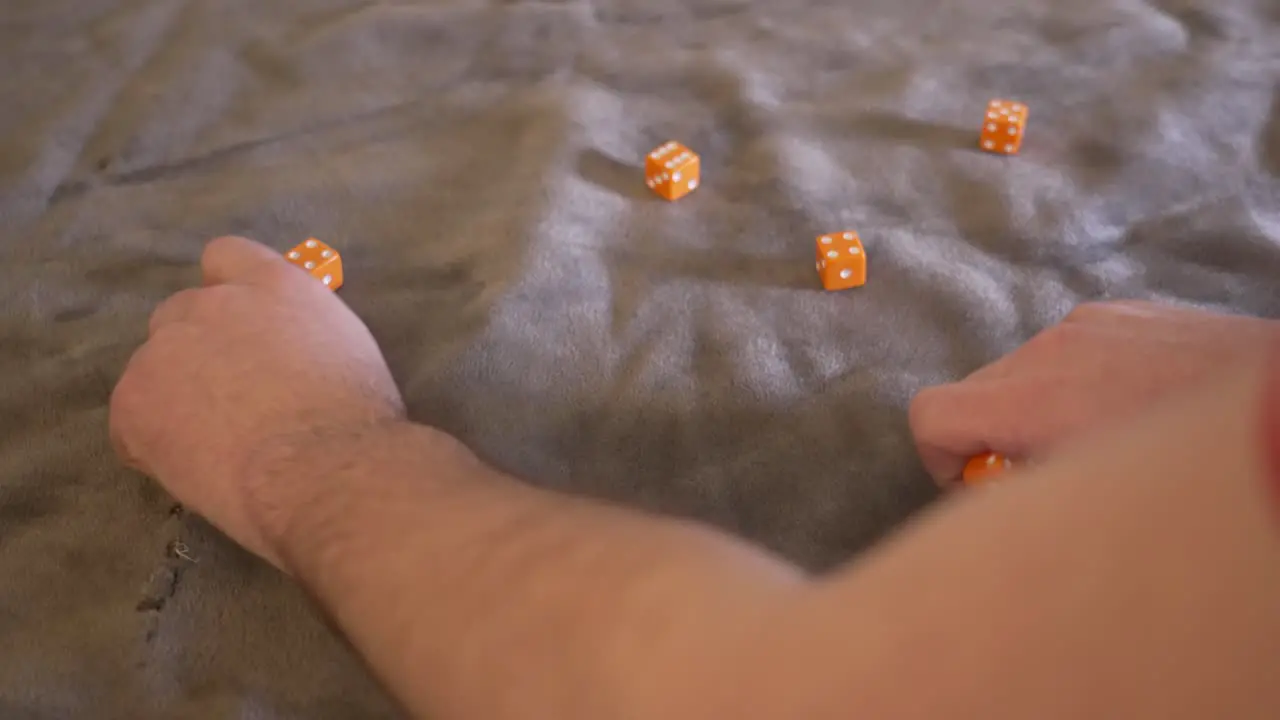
111, 237, 1280, 720
256, 366, 1280, 720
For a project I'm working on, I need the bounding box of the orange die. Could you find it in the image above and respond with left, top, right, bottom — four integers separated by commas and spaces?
645, 141, 700, 201
285, 238, 343, 290
979, 99, 1028, 155
962, 452, 1013, 485
814, 231, 866, 291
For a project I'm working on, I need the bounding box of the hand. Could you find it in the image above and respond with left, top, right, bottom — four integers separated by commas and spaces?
909, 300, 1280, 485
110, 236, 405, 567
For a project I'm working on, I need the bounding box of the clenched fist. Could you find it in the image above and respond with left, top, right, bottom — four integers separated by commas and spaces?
110, 236, 405, 566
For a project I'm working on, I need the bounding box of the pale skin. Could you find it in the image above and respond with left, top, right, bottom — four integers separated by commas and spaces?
110, 236, 1280, 719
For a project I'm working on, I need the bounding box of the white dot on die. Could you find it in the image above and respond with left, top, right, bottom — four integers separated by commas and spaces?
987, 123, 997, 131
827, 250, 838, 258
1007, 127, 1017, 135
287, 251, 300, 259
305, 239, 318, 248
688, 179, 697, 189
840, 269, 852, 279
849, 247, 860, 254
820, 236, 832, 244
673, 172, 681, 181
815, 261, 822, 271
1004, 144, 1015, 152
304, 261, 315, 269
843, 232, 853, 240
665, 161, 675, 169
322, 275, 332, 285
1012, 104, 1024, 112
987, 112, 998, 120
983, 140, 995, 149
321, 249, 332, 258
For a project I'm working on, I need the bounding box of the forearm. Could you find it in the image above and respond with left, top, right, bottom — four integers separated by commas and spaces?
250, 421, 806, 720
242, 357, 1280, 720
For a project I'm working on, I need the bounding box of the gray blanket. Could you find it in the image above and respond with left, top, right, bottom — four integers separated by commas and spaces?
2, 0, 1278, 717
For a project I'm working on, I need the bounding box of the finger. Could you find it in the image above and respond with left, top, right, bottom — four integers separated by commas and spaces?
108, 404, 145, 473
909, 376, 1082, 483
201, 235, 288, 287
108, 343, 154, 475
110, 324, 204, 478
148, 287, 203, 337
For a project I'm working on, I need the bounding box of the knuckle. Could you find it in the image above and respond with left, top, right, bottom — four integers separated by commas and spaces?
109, 346, 162, 469
108, 367, 133, 418
203, 235, 251, 260
1043, 319, 1080, 344
148, 285, 242, 333
195, 284, 243, 316
907, 387, 944, 432
257, 262, 300, 290
1029, 312, 1094, 354
149, 289, 193, 330
1108, 298, 1146, 310
195, 282, 241, 309
1023, 326, 1071, 360
110, 345, 152, 421
1064, 301, 1106, 323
